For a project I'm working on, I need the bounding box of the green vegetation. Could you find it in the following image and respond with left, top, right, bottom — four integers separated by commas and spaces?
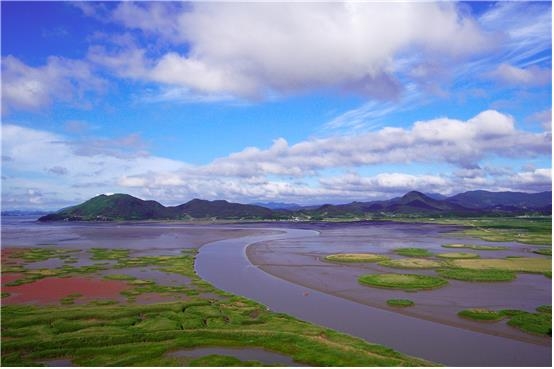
459, 305, 552, 337
188, 355, 262, 367
358, 273, 447, 291
2, 248, 434, 367
453, 218, 551, 245
378, 258, 442, 269
90, 248, 130, 260
450, 257, 551, 274
533, 248, 552, 256
60, 293, 83, 305
441, 243, 508, 251
103, 274, 137, 281
5, 248, 78, 262
436, 268, 516, 282
508, 312, 552, 336
386, 299, 414, 307
393, 248, 433, 257
458, 308, 505, 321
436, 252, 480, 259
324, 253, 388, 263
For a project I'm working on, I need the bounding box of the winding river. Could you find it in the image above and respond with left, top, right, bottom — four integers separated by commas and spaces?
195, 227, 551, 366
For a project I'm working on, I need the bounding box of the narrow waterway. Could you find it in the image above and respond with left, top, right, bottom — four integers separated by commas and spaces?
195, 227, 551, 367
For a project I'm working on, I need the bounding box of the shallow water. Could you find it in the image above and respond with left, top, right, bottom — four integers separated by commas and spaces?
167, 347, 302, 366
196, 225, 551, 366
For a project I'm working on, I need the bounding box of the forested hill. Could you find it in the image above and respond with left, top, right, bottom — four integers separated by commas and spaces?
38, 190, 552, 221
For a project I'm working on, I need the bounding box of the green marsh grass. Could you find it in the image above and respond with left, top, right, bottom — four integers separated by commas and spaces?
393, 248, 433, 257
324, 253, 388, 263
436, 252, 480, 259
1, 248, 435, 367
459, 305, 552, 336
436, 268, 516, 282
450, 257, 551, 274
386, 299, 414, 307
358, 273, 447, 291
441, 244, 508, 251
378, 258, 442, 269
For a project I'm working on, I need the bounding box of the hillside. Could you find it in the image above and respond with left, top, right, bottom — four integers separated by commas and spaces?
38, 194, 172, 221
38, 190, 552, 222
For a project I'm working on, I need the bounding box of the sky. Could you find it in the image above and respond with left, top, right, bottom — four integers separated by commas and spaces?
1, 1, 552, 210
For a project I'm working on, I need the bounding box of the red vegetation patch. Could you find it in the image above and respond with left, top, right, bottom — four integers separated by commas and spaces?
2, 273, 25, 286
3, 277, 129, 305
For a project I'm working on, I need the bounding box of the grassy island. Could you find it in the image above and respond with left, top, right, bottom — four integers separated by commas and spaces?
358, 273, 447, 291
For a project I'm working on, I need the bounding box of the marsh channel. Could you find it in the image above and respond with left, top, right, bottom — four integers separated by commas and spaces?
2, 217, 551, 366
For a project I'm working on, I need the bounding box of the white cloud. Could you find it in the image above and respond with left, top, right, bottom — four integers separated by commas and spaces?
198, 110, 550, 177
92, 2, 493, 101
1, 124, 187, 207
490, 64, 551, 86
1, 56, 106, 113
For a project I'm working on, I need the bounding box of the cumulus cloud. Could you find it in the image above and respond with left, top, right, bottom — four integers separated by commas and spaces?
90, 2, 493, 101
198, 110, 550, 177
1, 56, 106, 113
319, 172, 450, 195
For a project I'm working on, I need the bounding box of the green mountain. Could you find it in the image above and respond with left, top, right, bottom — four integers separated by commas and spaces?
38, 190, 552, 222
172, 199, 274, 219
38, 194, 172, 221
38, 194, 277, 221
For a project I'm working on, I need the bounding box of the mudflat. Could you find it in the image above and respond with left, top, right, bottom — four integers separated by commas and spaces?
246, 221, 551, 346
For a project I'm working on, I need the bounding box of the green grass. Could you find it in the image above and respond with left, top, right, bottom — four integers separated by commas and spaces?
1, 248, 435, 367
103, 274, 137, 281
324, 253, 388, 263
441, 243, 508, 251
393, 248, 433, 257
386, 299, 414, 307
358, 273, 448, 291
90, 248, 130, 260
436, 252, 480, 259
436, 268, 516, 282
378, 258, 442, 269
458, 305, 552, 336
10, 248, 78, 262
458, 308, 505, 321
450, 257, 551, 274
507, 312, 552, 336
533, 248, 552, 256
393, 217, 551, 246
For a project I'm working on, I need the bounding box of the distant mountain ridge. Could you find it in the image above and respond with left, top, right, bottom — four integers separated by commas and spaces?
38, 190, 552, 222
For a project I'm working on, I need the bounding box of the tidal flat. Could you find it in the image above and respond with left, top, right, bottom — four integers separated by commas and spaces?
1, 217, 551, 366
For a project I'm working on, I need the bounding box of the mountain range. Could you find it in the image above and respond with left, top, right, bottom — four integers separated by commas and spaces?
38, 190, 552, 222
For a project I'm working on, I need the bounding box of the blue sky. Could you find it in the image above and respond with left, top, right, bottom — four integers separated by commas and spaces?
1, 1, 551, 209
